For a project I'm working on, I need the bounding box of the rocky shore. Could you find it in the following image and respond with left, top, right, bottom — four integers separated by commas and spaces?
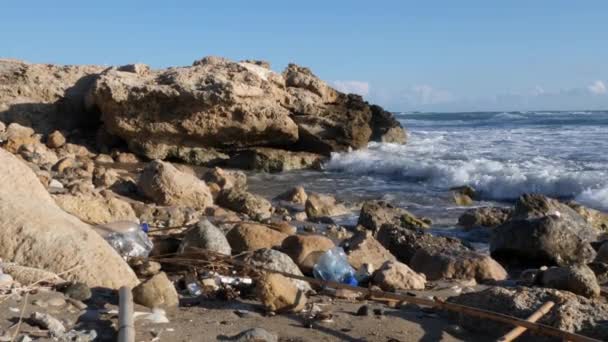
1, 57, 608, 341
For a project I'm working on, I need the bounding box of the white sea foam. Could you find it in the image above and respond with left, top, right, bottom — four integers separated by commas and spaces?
576, 187, 608, 211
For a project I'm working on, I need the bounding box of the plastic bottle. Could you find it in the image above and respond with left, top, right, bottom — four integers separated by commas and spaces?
94, 221, 153, 259
312, 247, 358, 286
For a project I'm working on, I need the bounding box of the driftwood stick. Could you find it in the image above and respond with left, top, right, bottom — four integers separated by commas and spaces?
118, 286, 135, 342
497, 301, 555, 342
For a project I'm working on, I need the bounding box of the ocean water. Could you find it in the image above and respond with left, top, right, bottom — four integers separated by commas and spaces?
248, 111, 608, 227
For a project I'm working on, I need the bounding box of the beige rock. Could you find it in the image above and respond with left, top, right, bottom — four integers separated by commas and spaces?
305, 193, 349, 218
281, 234, 335, 274
132, 272, 179, 308
227, 147, 324, 172
373, 261, 426, 291
1, 263, 65, 285
217, 189, 272, 220
19, 142, 59, 166
0, 148, 138, 289
567, 201, 608, 232
95, 154, 114, 164
410, 249, 507, 282
114, 152, 139, 164
53, 190, 137, 225
138, 160, 213, 210
358, 200, 429, 232
47, 130, 66, 148
345, 231, 396, 270
274, 186, 308, 205
257, 273, 307, 313
203, 167, 247, 191
226, 223, 288, 253
540, 264, 600, 298
53, 157, 75, 173
268, 222, 297, 235
1, 123, 39, 153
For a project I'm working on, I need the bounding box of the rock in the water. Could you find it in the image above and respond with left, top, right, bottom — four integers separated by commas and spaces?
138, 160, 213, 210
226, 223, 288, 253
344, 231, 396, 270
227, 147, 324, 172
217, 188, 272, 220
242, 248, 312, 292
220, 328, 278, 342
539, 264, 600, 298
0, 148, 138, 289
257, 273, 307, 313
376, 224, 470, 264
304, 193, 348, 218
53, 190, 137, 224
372, 261, 426, 291
178, 219, 231, 255
281, 234, 335, 274
410, 249, 507, 282
447, 286, 608, 341
274, 186, 308, 205
458, 207, 511, 228
132, 272, 179, 309
358, 200, 429, 232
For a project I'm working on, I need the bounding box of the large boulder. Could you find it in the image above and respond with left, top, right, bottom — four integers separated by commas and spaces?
410, 249, 507, 282
53, 190, 137, 225
0, 148, 138, 289
491, 195, 598, 266
138, 160, 214, 210
358, 200, 429, 232
539, 264, 600, 298
447, 286, 608, 341
372, 261, 426, 291
226, 147, 324, 172
88, 57, 405, 161
0, 59, 104, 133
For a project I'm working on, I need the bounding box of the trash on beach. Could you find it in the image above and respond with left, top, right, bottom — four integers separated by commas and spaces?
94, 221, 153, 259
312, 247, 358, 286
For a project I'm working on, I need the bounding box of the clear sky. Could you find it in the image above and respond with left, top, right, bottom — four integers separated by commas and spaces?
2, 1, 608, 112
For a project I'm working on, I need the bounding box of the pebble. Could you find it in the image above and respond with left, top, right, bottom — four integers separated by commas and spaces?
60, 282, 92, 301
356, 305, 370, 316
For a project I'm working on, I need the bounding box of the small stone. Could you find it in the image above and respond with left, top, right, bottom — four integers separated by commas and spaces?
274, 186, 308, 205
373, 261, 426, 291
132, 272, 179, 308
356, 305, 370, 316
178, 219, 231, 255
294, 212, 307, 221
59, 282, 92, 301
305, 193, 349, 218
257, 273, 307, 313
47, 130, 66, 148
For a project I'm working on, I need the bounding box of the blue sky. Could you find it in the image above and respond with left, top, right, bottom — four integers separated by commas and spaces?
2, 1, 608, 111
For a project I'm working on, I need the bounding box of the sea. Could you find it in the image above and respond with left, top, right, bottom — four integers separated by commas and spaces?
248, 111, 608, 231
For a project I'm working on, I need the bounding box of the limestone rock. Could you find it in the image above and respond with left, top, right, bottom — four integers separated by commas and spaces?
178, 219, 231, 255
304, 193, 349, 218
243, 248, 312, 292
540, 264, 600, 298
217, 188, 272, 220
344, 231, 396, 270
203, 167, 247, 191
358, 200, 429, 232
281, 234, 335, 274
0, 263, 64, 286
138, 160, 213, 210
410, 249, 507, 282
0, 148, 138, 289
227, 147, 324, 172
53, 190, 137, 225
18, 142, 59, 167
132, 272, 179, 309
226, 223, 288, 253
458, 207, 511, 228
567, 201, 608, 231
274, 186, 308, 205
373, 261, 426, 291
1, 122, 39, 153
257, 273, 307, 313
46, 130, 66, 148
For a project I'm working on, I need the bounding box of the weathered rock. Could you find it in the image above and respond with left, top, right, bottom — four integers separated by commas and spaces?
18, 142, 59, 167
114, 151, 140, 164
372, 261, 426, 291
30, 312, 66, 337
274, 186, 308, 205
178, 219, 231, 255
1, 122, 39, 153
567, 201, 608, 231
226, 223, 288, 253
304, 193, 349, 218
53, 190, 137, 225
0, 59, 103, 133
47, 130, 66, 148
539, 264, 600, 298
203, 167, 247, 192
220, 328, 278, 342
227, 147, 325, 172
243, 248, 312, 292
138, 160, 213, 210
458, 207, 511, 228
0, 263, 64, 285
0, 149, 138, 289
358, 200, 429, 232
217, 189, 272, 220
410, 249, 507, 282
132, 272, 179, 308
344, 231, 396, 270
267, 221, 297, 235
59, 281, 92, 301
447, 286, 608, 341
281, 234, 335, 274
257, 273, 307, 313
376, 224, 470, 264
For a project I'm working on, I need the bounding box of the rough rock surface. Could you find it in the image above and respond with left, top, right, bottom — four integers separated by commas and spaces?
0, 148, 138, 289
274, 186, 308, 205
0, 59, 104, 133
226, 223, 288, 253
410, 249, 507, 282
376, 224, 470, 264
358, 200, 429, 232
132, 272, 179, 308
138, 160, 213, 210
178, 219, 231, 255
344, 231, 396, 270
304, 193, 349, 218
53, 190, 137, 224
203, 167, 247, 192
242, 248, 312, 293
539, 264, 600, 298
458, 207, 512, 228
216, 188, 272, 220
372, 261, 426, 291
257, 273, 307, 313
281, 234, 335, 274
567, 201, 608, 232
227, 147, 325, 172
448, 286, 608, 341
